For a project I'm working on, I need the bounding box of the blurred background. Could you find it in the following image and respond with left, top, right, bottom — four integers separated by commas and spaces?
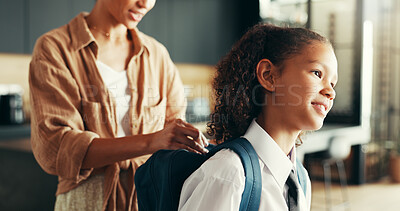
0, 0, 399, 210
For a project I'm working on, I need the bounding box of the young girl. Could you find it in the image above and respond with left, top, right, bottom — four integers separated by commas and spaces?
178, 24, 338, 210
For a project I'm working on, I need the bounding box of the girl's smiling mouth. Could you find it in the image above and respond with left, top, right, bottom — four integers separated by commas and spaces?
311, 101, 328, 116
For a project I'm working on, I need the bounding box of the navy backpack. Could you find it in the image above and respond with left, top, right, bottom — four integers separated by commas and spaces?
134, 137, 308, 211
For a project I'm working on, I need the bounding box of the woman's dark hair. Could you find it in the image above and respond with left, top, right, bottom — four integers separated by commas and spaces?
207, 23, 330, 143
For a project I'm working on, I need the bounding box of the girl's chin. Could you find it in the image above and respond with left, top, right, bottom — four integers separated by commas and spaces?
303, 120, 324, 131
314, 120, 324, 130
313, 123, 324, 130
311, 114, 326, 130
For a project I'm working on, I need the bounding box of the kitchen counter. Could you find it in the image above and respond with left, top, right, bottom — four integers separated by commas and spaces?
0, 138, 31, 152
0, 124, 31, 152
0, 124, 30, 139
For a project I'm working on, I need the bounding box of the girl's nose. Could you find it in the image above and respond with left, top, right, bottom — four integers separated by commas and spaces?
137, 0, 151, 9
321, 86, 336, 100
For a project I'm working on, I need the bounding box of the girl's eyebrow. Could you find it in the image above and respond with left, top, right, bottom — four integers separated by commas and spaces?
307, 60, 333, 73
306, 59, 325, 67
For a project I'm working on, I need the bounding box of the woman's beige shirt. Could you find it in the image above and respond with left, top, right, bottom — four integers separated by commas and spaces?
29, 13, 186, 211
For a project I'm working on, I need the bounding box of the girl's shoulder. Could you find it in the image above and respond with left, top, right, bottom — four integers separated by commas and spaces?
197, 149, 246, 185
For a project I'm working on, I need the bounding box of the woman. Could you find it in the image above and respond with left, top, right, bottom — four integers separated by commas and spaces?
29, 0, 208, 210
178, 24, 338, 210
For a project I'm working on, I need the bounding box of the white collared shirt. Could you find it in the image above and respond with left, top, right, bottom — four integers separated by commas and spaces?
178, 119, 311, 211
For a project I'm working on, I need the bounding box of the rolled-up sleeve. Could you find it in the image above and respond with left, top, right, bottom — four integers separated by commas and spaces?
29, 44, 98, 183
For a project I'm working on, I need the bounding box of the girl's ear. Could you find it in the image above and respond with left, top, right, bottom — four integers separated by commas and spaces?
256, 59, 276, 92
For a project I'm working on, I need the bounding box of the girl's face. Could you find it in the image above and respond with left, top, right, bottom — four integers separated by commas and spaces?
272, 41, 338, 131
104, 0, 156, 28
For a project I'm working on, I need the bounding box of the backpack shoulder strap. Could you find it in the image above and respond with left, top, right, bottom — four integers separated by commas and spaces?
296, 158, 308, 197
211, 137, 262, 211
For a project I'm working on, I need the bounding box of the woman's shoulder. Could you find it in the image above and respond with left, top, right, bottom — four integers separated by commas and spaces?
37, 28, 68, 44
32, 13, 87, 60
136, 30, 169, 54
32, 25, 71, 60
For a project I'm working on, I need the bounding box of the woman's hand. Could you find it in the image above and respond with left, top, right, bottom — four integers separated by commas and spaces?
82, 119, 209, 169
150, 119, 209, 154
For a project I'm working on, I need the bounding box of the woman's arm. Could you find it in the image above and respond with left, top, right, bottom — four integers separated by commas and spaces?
82, 119, 209, 169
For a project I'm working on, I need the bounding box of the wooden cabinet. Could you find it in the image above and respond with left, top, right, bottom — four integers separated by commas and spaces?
0, 147, 58, 211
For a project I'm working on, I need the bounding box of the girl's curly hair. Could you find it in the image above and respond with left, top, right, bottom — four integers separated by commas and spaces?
207, 23, 329, 144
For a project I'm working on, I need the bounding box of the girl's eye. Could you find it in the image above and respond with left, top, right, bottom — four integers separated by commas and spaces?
312, 70, 322, 78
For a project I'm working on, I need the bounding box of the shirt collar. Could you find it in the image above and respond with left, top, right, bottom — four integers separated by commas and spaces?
69, 12, 95, 52
243, 119, 295, 189
69, 12, 144, 57
287, 146, 297, 166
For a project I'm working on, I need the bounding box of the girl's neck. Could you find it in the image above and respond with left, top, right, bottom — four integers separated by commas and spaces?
256, 114, 300, 156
